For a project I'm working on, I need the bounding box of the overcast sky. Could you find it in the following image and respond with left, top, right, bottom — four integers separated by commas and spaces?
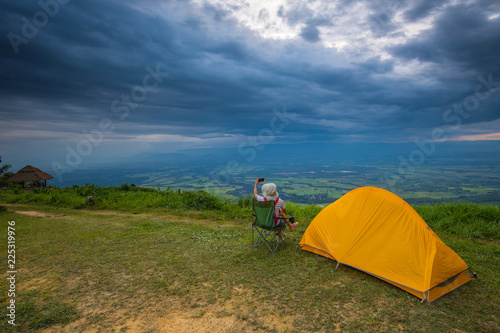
1, 0, 499, 170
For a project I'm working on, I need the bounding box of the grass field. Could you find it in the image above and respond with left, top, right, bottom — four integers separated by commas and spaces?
0, 187, 499, 332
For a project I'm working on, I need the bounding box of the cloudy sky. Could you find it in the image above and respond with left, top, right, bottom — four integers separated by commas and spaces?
1, 0, 499, 170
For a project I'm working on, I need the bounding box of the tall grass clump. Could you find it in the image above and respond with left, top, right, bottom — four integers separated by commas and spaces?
0, 187, 86, 208
285, 202, 324, 222
181, 190, 227, 210
0, 185, 245, 217
414, 203, 500, 240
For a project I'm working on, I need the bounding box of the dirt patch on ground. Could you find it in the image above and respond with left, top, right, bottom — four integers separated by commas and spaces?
20, 276, 52, 291
13, 210, 60, 219
157, 310, 245, 333
41, 285, 298, 333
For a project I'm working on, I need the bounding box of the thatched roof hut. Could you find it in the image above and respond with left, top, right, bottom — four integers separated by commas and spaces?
6, 165, 53, 187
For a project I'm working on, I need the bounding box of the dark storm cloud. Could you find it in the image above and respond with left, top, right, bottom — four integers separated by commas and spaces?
2, 2, 163, 102
404, 0, 448, 21
389, 2, 500, 127
300, 23, 320, 42
393, 3, 500, 73
206, 41, 249, 61
0, 0, 256, 131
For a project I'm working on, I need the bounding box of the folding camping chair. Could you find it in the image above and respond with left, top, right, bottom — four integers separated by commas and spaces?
252, 198, 288, 253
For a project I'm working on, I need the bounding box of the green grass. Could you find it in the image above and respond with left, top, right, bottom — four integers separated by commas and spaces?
0, 187, 498, 332
2, 185, 498, 239
0, 185, 324, 226
414, 203, 499, 239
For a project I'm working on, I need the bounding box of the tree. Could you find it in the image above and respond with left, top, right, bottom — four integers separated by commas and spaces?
0, 156, 13, 187
0, 164, 12, 176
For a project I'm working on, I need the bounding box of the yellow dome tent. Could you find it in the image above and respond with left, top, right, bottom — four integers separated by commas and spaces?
299, 186, 473, 303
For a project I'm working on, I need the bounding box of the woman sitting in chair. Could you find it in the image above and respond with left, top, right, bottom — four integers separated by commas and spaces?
253, 178, 298, 232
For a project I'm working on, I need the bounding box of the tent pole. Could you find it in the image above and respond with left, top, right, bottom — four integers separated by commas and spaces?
421, 292, 427, 304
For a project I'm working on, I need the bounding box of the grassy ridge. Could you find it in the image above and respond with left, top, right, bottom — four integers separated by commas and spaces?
0, 185, 323, 226
1, 185, 498, 239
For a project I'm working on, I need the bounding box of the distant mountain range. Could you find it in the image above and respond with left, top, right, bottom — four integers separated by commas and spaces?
126, 140, 500, 166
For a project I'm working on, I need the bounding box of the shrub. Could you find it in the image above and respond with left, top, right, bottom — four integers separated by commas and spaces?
181, 191, 226, 210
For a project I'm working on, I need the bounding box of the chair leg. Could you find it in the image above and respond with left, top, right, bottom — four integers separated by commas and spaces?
252, 225, 284, 253
252, 225, 265, 249
253, 225, 272, 251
